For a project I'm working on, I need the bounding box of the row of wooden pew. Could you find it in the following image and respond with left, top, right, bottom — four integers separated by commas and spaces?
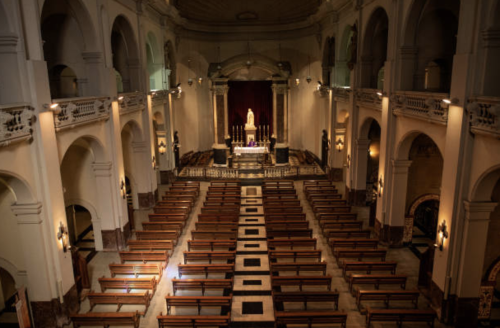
263, 180, 348, 328
71, 181, 201, 328
157, 180, 241, 328
303, 180, 437, 328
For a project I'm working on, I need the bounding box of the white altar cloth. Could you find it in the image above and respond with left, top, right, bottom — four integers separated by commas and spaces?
234, 146, 268, 156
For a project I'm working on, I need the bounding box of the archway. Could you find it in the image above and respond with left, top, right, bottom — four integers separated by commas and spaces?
65, 204, 95, 262
164, 40, 176, 90
360, 8, 388, 88
481, 1, 500, 96
338, 24, 356, 87
0, 267, 17, 322
322, 36, 335, 87
111, 15, 140, 93
48, 65, 79, 99
146, 32, 163, 91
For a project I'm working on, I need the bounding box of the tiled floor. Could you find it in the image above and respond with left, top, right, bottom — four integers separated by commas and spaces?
74, 181, 452, 327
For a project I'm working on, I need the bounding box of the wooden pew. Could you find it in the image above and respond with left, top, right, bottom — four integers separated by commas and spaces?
329, 238, 379, 251
342, 261, 398, 279
165, 294, 232, 314
168, 187, 199, 196
262, 188, 296, 195
263, 200, 301, 207
273, 291, 340, 310
265, 213, 307, 221
71, 312, 140, 328
183, 251, 236, 264
311, 199, 347, 207
148, 213, 188, 222
161, 194, 196, 202
204, 196, 241, 203
356, 290, 420, 311
266, 221, 309, 230
264, 180, 294, 187
208, 186, 241, 192
119, 251, 169, 264
326, 229, 371, 239
164, 191, 198, 199
87, 291, 151, 315
157, 200, 193, 209
191, 230, 238, 240
127, 240, 176, 252
195, 222, 238, 231
271, 275, 332, 291
109, 263, 164, 279
198, 214, 239, 223
206, 191, 241, 197
267, 238, 317, 250
210, 180, 240, 187
203, 201, 241, 207
267, 229, 313, 239
304, 185, 337, 192
348, 274, 408, 294
264, 206, 303, 214
274, 310, 347, 328
313, 205, 352, 214
200, 207, 240, 215
270, 262, 328, 276
263, 194, 299, 201
153, 206, 190, 215
157, 313, 230, 328
303, 180, 334, 187
98, 277, 157, 293
322, 221, 364, 233
307, 193, 342, 201
142, 222, 183, 233
172, 181, 201, 188
365, 308, 436, 328
135, 230, 179, 242
172, 278, 233, 296
187, 240, 237, 251
334, 249, 387, 266
269, 250, 322, 262
317, 213, 358, 222
178, 263, 235, 278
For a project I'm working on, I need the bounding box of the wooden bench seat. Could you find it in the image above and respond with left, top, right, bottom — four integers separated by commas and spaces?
264, 206, 303, 214
71, 311, 140, 328
148, 213, 188, 222
178, 263, 235, 278
263, 200, 301, 207
356, 290, 420, 311
348, 274, 407, 294
153, 206, 191, 215
165, 294, 232, 314
273, 291, 339, 310
266, 221, 310, 230
204, 196, 241, 203
317, 213, 358, 222
269, 250, 322, 262
334, 249, 387, 266
264, 179, 294, 186
203, 201, 241, 207
191, 230, 238, 240
313, 205, 352, 214
304, 185, 337, 192
326, 229, 371, 239
161, 195, 196, 202
329, 238, 378, 250
157, 200, 193, 209
119, 251, 169, 264
172, 181, 201, 187
98, 277, 157, 293
157, 313, 230, 328
208, 186, 241, 192
127, 240, 176, 252
210, 180, 240, 187
183, 251, 236, 264
342, 261, 398, 278
195, 222, 238, 231
262, 188, 296, 195
164, 190, 198, 198
307, 193, 342, 201
109, 263, 164, 279
270, 262, 328, 276
365, 308, 436, 328
267, 238, 317, 250
142, 222, 184, 233
275, 310, 347, 328
267, 229, 313, 239
200, 207, 240, 215
322, 221, 363, 232
197, 214, 239, 223
135, 230, 179, 241
168, 187, 199, 196
172, 278, 233, 296
263, 194, 299, 201
187, 240, 237, 251
303, 180, 334, 186
87, 291, 151, 314
206, 191, 241, 197
265, 213, 306, 221
272, 275, 332, 291
311, 199, 347, 207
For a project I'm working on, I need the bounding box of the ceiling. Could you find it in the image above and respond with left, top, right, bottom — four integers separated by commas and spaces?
173, 0, 322, 26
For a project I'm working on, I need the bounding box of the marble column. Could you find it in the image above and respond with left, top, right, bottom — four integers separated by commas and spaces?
211, 79, 230, 166
272, 79, 289, 165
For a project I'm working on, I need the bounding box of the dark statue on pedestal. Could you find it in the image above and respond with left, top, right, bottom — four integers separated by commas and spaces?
321, 129, 330, 169
173, 131, 180, 168
270, 134, 276, 152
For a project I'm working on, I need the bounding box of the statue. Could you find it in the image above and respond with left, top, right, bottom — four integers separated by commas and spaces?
173, 131, 180, 168
321, 130, 330, 169
246, 108, 255, 128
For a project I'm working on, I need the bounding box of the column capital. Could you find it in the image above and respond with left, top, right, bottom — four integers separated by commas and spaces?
11, 202, 43, 224
463, 201, 498, 221
92, 161, 113, 176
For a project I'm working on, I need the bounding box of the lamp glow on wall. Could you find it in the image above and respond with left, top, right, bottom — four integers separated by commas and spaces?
378, 176, 384, 197
43, 103, 62, 114
152, 156, 156, 169
57, 221, 70, 253
336, 137, 344, 152
159, 141, 167, 155
120, 179, 126, 199
434, 220, 448, 251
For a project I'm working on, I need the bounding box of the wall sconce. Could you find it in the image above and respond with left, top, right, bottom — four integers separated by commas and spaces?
118, 96, 124, 101
336, 137, 344, 152
57, 221, 70, 253
159, 141, 166, 155
43, 103, 62, 114
198, 77, 203, 85
441, 98, 459, 109
378, 176, 384, 197
317, 81, 322, 91
295, 78, 300, 86
120, 179, 126, 199
187, 78, 193, 86
435, 220, 448, 251
306, 76, 312, 84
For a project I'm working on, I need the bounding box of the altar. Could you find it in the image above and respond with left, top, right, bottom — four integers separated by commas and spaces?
234, 146, 268, 156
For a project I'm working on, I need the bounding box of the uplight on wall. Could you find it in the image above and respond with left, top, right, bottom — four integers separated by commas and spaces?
159, 141, 167, 155
57, 221, 70, 253
295, 78, 300, 86
336, 137, 344, 152
434, 220, 448, 251
120, 179, 126, 199
378, 176, 384, 197
43, 103, 61, 114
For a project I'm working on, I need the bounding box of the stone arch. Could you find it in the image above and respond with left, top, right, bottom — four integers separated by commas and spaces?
395, 130, 444, 161
211, 53, 289, 79
146, 31, 163, 91
408, 193, 440, 216
0, 171, 36, 204
111, 15, 140, 92
471, 165, 500, 202
0, 258, 24, 289
359, 116, 381, 138
60, 134, 107, 165
64, 198, 102, 250
121, 119, 144, 142
164, 40, 176, 90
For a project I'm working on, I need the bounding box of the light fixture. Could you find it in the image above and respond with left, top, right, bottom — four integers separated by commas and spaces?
187, 78, 193, 86
57, 222, 70, 253
198, 77, 203, 85
295, 78, 300, 86
346, 154, 351, 168
434, 220, 448, 251
120, 179, 126, 199
187, 58, 193, 86
441, 98, 459, 107
159, 141, 166, 155
43, 103, 62, 114
152, 155, 156, 169
306, 55, 312, 83
336, 137, 344, 152
118, 96, 124, 101
378, 176, 384, 197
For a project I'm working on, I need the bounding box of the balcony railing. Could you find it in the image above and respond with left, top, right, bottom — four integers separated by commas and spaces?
332, 87, 351, 103
150, 90, 169, 107
118, 92, 146, 115
264, 166, 320, 178
467, 96, 500, 138
392, 91, 448, 125
0, 103, 34, 147
53, 96, 111, 132
354, 88, 382, 110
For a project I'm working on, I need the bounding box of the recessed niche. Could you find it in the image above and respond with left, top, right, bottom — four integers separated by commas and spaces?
245, 229, 259, 235
242, 302, 263, 314
244, 258, 261, 267
243, 280, 262, 286
245, 208, 258, 213
244, 244, 259, 248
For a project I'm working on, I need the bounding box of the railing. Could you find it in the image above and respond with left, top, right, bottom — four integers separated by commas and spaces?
392, 91, 448, 125
150, 90, 169, 107
467, 96, 500, 138
332, 87, 351, 103
0, 103, 34, 147
180, 167, 240, 179
354, 88, 382, 110
264, 166, 319, 178
118, 92, 146, 114
53, 96, 111, 131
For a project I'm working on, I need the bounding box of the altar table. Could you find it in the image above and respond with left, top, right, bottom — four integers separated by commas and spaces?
234, 146, 268, 156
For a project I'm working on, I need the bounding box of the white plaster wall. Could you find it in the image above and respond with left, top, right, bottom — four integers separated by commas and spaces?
0, 184, 26, 272
468, 136, 500, 200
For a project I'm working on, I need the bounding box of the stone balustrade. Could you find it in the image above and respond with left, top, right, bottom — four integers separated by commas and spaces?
0, 103, 34, 147
150, 90, 169, 107
53, 96, 111, 131
467, 96, 500, 138
118, 91, 146, 114
332, 87, 351, 103
391, 91, 448, 125
354, 88, 382, 110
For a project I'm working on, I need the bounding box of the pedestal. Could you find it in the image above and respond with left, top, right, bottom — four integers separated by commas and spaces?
244, 125, 257, 145
213, 146, 229, 166
275, 145, 289, 165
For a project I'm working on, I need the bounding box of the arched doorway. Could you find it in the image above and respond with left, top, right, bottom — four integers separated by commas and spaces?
65, 204, 95, 262
111, 15, 140, 93
0, 267, 18, 325
360, 8, 388, 88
